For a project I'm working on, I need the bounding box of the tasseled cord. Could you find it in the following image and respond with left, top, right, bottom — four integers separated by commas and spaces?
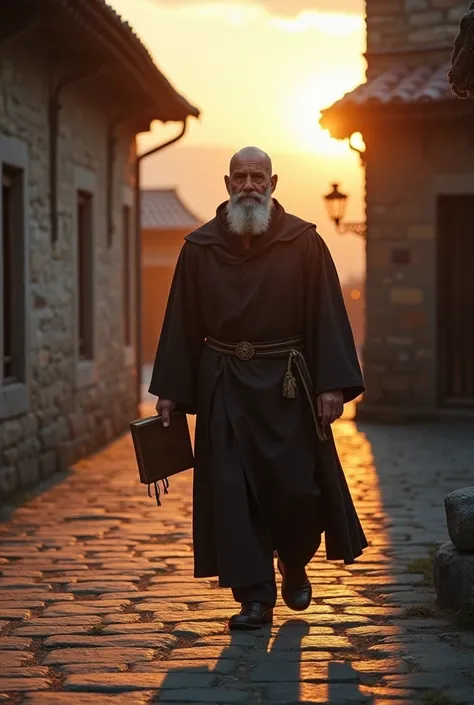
282, 350, 327, 443
148, 477, 170, 507
283, 351, 298, 399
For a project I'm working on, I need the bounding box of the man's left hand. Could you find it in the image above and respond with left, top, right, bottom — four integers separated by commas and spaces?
317, 390, 344, 428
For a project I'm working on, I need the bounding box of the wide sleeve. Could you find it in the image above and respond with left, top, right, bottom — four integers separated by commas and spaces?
148, 242, 205, 414
303, 229, 365, 404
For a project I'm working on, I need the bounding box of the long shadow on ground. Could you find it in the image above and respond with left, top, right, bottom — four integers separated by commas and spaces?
155, 618, 374, 704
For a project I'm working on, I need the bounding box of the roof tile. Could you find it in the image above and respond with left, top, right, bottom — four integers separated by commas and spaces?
334, 62, 453, 109
141, 189, 201, 230
320, 60, 474, 138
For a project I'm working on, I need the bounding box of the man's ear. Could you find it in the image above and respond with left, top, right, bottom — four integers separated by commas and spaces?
224, 175, 231, 195
270, 174, 278, 193
470, 1, 474, 11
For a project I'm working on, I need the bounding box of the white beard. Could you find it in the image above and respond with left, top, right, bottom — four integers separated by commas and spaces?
226, 187, 273, 236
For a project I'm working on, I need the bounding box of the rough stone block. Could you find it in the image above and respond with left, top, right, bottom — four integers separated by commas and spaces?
3, 419, 23, 446
43, 634, 177, 649
408, 10, 443, 26
445, 487, 474, 552
405, 0, 428, 9
21, 413, 38, 436
433, 541, 474, 612
0, 467, 18, 499
0, 677, 50, 691
171, 621, 225, 638
23, 694, 150, 705
250, 661, 358, 683
18, 458, 40, 489
431, 0, 460, 7
0, 652, 34, 668
43, 647, 155, 666
64, 672, 214, 692
369, 0, 405, 15
40, 451, 57, 478
39, 425, 59, 451
2, 447, 19, 467
0, 637, 32, 650
409, 24, 459, 43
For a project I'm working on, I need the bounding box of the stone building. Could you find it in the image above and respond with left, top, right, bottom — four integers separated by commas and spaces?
0, 1, 199, 499
322, 0, 474, 422
140, 188, 201, 365
341, 278, 365, 359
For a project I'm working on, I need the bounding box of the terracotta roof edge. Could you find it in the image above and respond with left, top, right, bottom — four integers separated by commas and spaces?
55, 0, 200, 121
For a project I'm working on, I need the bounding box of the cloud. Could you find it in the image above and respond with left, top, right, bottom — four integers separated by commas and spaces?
148, 0, 364, 17
270, 12, 364, 35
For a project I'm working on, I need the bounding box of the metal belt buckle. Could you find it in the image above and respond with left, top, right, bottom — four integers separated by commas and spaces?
235, 341, 255, 360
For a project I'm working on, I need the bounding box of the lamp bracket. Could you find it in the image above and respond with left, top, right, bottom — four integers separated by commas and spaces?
338, 222, 367, 237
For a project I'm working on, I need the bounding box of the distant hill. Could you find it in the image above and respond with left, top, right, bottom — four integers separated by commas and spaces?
140, 144, 366, 283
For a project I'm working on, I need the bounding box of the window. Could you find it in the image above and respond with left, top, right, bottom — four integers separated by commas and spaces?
0, 136, 30, 419
73, 167, 96, 388
438, 194, 474, 406
123, 204, 132, 346
77, 191, 94, 361
2, 166, 24, 385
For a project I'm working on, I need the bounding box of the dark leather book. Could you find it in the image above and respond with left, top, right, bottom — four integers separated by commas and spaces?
130, 412, 194, 504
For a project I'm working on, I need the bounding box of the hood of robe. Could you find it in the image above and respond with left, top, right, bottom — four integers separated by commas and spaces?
185, 199, 316, 256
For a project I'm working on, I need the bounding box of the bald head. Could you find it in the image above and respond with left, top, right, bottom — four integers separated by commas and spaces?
229, 146, 273, 176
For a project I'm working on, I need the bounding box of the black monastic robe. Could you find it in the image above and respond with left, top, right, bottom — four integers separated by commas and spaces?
149, 200, 367, 588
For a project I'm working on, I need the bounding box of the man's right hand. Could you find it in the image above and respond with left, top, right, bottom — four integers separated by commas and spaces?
156, 399, 176, 428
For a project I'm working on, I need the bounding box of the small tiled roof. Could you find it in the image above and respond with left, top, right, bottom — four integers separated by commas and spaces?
141, 189, 201, 230
337, 62, 452, 106
320, 61, 473, 138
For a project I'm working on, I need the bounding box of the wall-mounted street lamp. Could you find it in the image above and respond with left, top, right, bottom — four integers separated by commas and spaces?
323, 183, 367, 238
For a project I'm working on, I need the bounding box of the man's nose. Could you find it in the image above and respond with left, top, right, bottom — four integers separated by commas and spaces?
243, 175, 254, 191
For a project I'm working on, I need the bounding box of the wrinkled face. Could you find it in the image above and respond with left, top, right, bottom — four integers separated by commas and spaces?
225, 156, 277, 202
448, 3, 474, 98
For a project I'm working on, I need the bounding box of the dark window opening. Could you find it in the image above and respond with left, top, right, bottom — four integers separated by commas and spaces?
438, 194, 474, 406
2, 166, 23, 385
123, 205, 132, 346
77, 191, 94, 361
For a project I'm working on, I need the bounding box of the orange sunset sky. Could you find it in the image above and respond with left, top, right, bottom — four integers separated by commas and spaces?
108, 0, 367, 281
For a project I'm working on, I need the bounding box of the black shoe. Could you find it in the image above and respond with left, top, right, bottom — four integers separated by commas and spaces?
277, 558, 312, 612
228, 602, 273, 630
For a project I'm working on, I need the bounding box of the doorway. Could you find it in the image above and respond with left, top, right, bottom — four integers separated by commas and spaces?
437, 194, 474, 406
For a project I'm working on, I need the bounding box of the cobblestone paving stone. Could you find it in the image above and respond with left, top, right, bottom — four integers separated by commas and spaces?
1, 405, 474, 704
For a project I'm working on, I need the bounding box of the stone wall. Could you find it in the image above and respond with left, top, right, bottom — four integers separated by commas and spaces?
366, 0, 467, 52
0, 41, 138, 499
360, 116, 474, 414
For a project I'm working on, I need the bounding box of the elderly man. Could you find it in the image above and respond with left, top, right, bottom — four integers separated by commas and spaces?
149, 146, 367, 630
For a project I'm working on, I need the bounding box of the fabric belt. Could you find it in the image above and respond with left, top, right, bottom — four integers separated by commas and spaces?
205, 335, 327, 442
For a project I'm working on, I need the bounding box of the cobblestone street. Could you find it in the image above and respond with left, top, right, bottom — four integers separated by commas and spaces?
1, 408, 474, 704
